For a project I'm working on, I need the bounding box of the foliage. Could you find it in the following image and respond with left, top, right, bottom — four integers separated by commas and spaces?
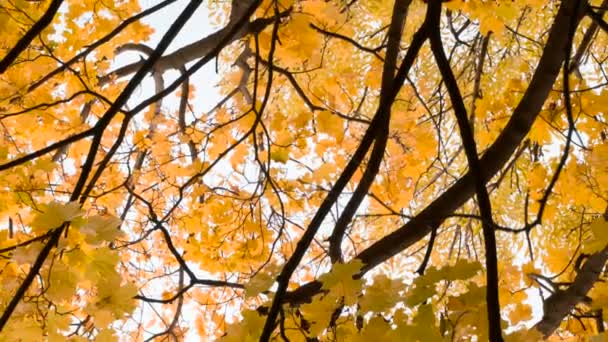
0, 0, 608, 340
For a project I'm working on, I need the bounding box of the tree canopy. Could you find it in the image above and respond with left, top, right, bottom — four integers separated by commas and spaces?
1, 0, 608, 340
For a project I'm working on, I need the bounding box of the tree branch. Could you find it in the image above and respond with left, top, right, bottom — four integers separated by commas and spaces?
587, 5, 608, 34
99, 1, 286, 84
428, 0, 501, 339
328, 0, 412, 264
355, 0, 586, 275
534, 245, 608, 336
0, 0, 63, 74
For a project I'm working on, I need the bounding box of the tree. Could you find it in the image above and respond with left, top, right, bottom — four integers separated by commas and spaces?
0, 0, 607, 340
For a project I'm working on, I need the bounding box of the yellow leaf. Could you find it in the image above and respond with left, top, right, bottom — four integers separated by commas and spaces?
12, 242, 43, 265
0, 320, 43, 341
84, 247, 120, 283
46, 261, 80, 302
319, 259, 364, 304
89, 281, 138, 326
508, 303, 532, 324
583, 217, 608, 254
292, 110, 312, 129
300, 295, 338, 336
302, 0, 344, 30
222, 310, 265, 341
31, 201, 83, 233
96, 329, 118, 342
270, 148, 289, 164
79, 215, 123, 245
316, 110, 343, 141
355, 316, 390, 341
360, 275, 404, 313
244, 272, 274, 298
589, 282, 608, 310
413, 304, 442, 340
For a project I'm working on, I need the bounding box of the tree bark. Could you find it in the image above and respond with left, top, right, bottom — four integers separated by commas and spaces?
534, 247, 608, 337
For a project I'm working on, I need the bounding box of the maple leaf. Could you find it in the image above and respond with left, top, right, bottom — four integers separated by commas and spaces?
319, 259, 364, 305
30, 201, 83, 233
270, 148, 290, 164
354, 316, 391, 341
300, 294, 339, 336
88, 281, 138, 327
244, 272, 275, 298
79, 215, 123, 245
46, 261, 80, 302
583, 217, 608, 254
359, 274, 404, 313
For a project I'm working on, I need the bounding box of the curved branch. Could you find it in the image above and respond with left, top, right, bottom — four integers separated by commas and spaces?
99, 4, 288, 84
310, 23, 384, 60
356, 0, 586, 275
27, 0, 177, 92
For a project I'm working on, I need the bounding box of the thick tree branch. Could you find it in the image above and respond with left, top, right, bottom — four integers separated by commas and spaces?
355, 0, 586, 275
41, 3, 281, 163
100, 2, 288, 84
587, 5, 608, 34
283, 0, 586, 305
534, 245, 608, 336
532, 5, 589, 337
